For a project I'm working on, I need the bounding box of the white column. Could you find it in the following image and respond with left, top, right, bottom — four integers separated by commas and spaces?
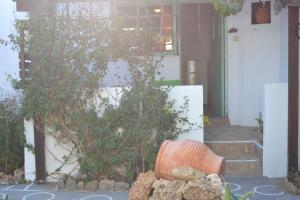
263, 83, 288, 177
24, 119, 36, 181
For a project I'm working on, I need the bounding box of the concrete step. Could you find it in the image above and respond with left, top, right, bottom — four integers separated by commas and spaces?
205, 141, 261, 159
205, 141, 263, 177
225, 159, 262, 177
207, 117, 230, 127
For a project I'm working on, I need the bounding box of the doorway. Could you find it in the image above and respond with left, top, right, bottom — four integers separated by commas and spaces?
179, 3, 225, 117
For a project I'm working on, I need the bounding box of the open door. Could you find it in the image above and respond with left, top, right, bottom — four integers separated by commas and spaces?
211, 14, 225, 116
179, 3, 225, 117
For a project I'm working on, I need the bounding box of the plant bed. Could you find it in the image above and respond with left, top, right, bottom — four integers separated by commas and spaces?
285, 170, 300, 195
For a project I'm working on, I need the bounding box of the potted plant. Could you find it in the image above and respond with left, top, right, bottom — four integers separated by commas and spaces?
285, 169, 300, 195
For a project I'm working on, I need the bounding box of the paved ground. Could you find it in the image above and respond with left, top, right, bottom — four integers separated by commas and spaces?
0, 183, 128, 200
205, 125, 262, 144
0, 177, 299, 200
225, 176, 299, 200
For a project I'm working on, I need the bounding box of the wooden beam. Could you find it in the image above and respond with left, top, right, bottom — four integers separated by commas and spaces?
16, 0, 33, 12
289, 0, 300, 7
288, 6, 299, 171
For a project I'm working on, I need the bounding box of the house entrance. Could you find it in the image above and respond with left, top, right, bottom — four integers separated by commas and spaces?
179, 3, 225, 117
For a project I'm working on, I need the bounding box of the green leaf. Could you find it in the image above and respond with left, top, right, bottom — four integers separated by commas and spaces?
224, 184, 232, 200
240, 192, 253, 200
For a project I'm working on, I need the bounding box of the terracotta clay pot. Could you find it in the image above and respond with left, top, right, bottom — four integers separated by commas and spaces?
155, 140, 225, 180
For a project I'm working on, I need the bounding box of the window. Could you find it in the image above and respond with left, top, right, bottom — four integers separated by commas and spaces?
117, 4, 176, 52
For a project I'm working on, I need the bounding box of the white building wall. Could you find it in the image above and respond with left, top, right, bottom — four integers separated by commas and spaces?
45, 134, 80, 182
103, 55, 181, 87
159, 55, 181, 81
1, 0, 297, 127
227, 0, 286, 126
263, 83, 300, 177
168, 86, 203, 141
24, 85, 203, 181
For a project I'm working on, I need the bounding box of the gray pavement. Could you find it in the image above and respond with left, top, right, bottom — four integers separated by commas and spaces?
0, 183, 128, 200
0, 177, 299, 200
225, 176, 299, 200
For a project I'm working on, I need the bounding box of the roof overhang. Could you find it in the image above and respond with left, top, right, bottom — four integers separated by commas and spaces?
14, 0, 213, 12
289, 0, 300, 7
15, 0, 36, 12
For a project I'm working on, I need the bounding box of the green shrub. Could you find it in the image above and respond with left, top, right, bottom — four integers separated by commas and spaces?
8, 0, 196, 182
79, 82, 191, 182
287, 169, 300, 188
0, 89, 25, 174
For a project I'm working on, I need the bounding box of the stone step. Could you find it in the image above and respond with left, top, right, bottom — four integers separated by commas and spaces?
225, 159, 262, 177
205, 141, 262, 160
205, 141, 263, 177
207, 117, 230, 127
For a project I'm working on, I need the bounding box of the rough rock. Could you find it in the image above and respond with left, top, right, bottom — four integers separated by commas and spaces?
65, 177, 77, 191
285, 178, 300, 195
85, 180, 98, 191
150, 179, 185, 200
115, 182, 130, 191
98, 179, 115, 192
206, 174, 223, 191
78, 181, 85, 191
13, 168, 24, 183
0, 172, 13, 185
172, 167, 205, 181
129, 171, 157, 200
129, 169, 223, 200
57, 177, 66, 190
74, 172, 87, 182
181, 178, 222, 200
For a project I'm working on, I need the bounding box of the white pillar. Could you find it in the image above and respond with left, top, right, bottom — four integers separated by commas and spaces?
24, 119, 36, 181
263, 83, 288, 177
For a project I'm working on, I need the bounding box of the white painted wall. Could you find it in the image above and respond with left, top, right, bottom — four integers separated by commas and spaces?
24, 85, 203, 181
158, 55, 180, 81
263, 83, 300, 178
227, 0, 286, 126
170, 86, 203, 140
24, 119, 36, 181
278, 9, 300, 82
103, 55, 181, 87
45, 133, 80, 182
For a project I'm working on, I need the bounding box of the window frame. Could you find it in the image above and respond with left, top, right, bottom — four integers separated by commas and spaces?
114, 1, 178, 55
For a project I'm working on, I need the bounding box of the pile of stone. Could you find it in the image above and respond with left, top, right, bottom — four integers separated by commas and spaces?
0, 172, 13, 185
13, 168, 24, 183
0, 168, 24, 185
129, 167, 223, 200
58, 173, 130, 192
